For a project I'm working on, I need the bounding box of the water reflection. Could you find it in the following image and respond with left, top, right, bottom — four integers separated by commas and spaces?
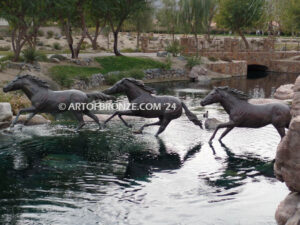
204, 142, 274, 190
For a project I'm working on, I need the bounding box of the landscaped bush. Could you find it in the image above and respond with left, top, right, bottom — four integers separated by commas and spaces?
22, 47, 48, 63
37, 41, 44, 46
0, 61, 7, 72
95, 56, 167, 74
0, 90, 31, 115
185, 56, 202, 70
49, 66, 102, 88
52, 42, 62, 50
122, 48, 141, 53
46, 30, 54, 39
208, 56, 218, 62
163, 54, 172, 70
165, 40, 182, 57
80, 41, 90, 50
0, 36, 4, 40
104, 69, 145, 85
38, 30, 44, 37
0, 45, 10, 51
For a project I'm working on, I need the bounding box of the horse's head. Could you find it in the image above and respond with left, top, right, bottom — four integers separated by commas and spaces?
3, 75, 49, 93
103, 78, 155, 95
200, 87, 223, 106
3, 76, 24, 92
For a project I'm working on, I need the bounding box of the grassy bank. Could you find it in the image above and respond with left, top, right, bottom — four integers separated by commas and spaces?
49, 56, 169, 87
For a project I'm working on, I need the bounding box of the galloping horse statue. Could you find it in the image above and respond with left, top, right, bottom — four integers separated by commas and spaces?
200, 86, 291, 143
3, 74, 115, 131
103, 78, 203, 136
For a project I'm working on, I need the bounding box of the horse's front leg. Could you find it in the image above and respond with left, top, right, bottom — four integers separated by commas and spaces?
24, 112, 38, 125
209, 121, 235, 143
104, 110, 134, 128
11, 106, 37, 128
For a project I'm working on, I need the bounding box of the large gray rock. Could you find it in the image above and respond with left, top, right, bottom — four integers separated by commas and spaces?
0, 103, 12, 122
274, 84, 294, 100
275, 192, 300, 225
14, 114, 50, 125
204, 118, 222, 130
274, 76, 300, 192
189, 66, 207, 80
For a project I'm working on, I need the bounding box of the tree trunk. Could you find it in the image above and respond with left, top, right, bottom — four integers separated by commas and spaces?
11, 28, 27, 62
107, 34, 110, 50
238, 30, 249, 49
113, 31, 122, 56
136, 30, 140, 50
194, 33, 199, 57
87, 21, 100, 50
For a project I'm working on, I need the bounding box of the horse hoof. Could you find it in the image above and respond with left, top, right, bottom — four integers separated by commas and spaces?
133, 130, 142, 134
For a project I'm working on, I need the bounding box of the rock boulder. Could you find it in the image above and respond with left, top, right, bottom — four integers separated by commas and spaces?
274, 84, 294, 100
0, 103, 13, 122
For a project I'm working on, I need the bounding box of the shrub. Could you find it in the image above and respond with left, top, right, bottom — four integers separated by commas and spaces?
0, 45, 10, 51
22, 47, 39, 63
53, 42, 62, 50
162, 54, 172, 70
80, 41, 89, 50
165, 40, 182, 57
185, 56, 202, 70
37, 41, 44, 46
38, 30, 44, 37
0, 61, 7, 72
0, 36, 4, 40
104, 69, 145, 85
46, 30, 54, 39
22, 47, 48, 63
208, 56, 218, 62
0, 91, 31, 115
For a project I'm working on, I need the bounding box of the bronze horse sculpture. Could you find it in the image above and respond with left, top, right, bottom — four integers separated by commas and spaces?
103, 78, 203, 136
3, 74, 115, 131
200, 86, 291, 143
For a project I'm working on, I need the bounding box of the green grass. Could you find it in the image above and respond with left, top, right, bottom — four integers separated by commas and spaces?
95, 56, 168, 74
49, 66, 102, 88
49, 56, 169, 87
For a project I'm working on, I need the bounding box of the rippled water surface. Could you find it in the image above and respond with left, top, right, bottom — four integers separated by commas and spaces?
0, 73, 297, 225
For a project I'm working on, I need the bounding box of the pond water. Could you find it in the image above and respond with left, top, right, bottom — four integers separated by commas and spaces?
0, 72, 298, 225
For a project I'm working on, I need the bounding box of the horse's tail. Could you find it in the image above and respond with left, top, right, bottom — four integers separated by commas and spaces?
87, 92, 116, 101
181, 102, 203, 129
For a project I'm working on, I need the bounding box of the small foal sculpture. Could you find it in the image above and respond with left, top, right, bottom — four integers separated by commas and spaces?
103, 78, 203, 136
200, 86, 291, 143
3, 74, 115, 131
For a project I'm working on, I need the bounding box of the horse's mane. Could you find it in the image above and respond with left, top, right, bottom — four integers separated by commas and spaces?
124, 78, 156, 94
217, 86, 249, 101
18, 74, 50, 89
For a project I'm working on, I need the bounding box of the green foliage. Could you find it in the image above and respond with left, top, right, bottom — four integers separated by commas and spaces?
208, 56, 218, 62
53, 42, 62, 50
47, 30, 54, 39
22, 47, 48, 63
185, 56, 202, 70
0, 45, 10, 51
38, 30, 44, 37
216, 0, 265, 32
104, 69, 145, 85
0, 61, 7, 72
163, 55, 172, 70
157, 0, 180, 37
95, 56, 167, 74
22, 48, 39, 63
49, 66, 102, 87
165, 40, 182, 57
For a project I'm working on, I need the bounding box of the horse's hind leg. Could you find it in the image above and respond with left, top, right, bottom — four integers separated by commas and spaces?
104, 110, 134, 128
155, 119, 171, 137
218, 126, 234, 142
73, 112, 85, 131
275, 126, 285, 139
136, 119, 162, 134
83, 111, 102, 129
209, 121, 235, 143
